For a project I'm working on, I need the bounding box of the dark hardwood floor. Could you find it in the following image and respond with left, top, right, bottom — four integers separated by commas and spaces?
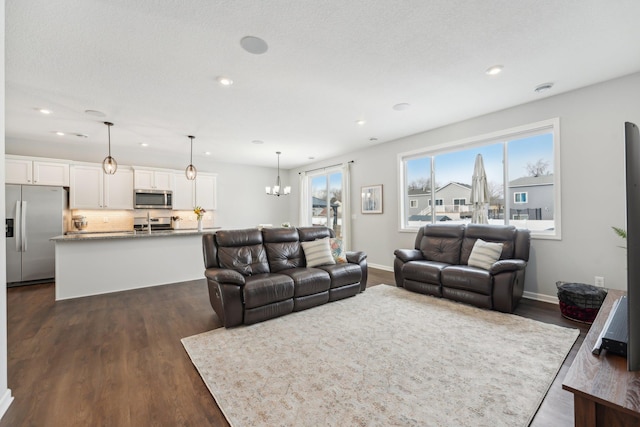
1, 268, 587, 426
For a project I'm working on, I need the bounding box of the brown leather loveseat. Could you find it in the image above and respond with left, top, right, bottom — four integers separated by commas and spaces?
202, 226, 368, 327
394, 223, 530, 313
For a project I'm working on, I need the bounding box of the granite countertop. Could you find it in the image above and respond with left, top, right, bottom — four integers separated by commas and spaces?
51, 228, 221, 241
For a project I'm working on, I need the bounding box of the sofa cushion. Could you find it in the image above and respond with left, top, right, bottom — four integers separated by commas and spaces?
467, 239, 503, 270
263, 227, 304, 272
441, 265, 492, 295
216, 228, 270, 276
301, 237, 336, 267
218, 244, 270, 276
402, 260, 449, 284
330, 237, 347, 263
279, 268, 331, 297
419, 224, 465, 264
243, 273, 295, 309
460, 224, 516, 264
317, 263, 361, 288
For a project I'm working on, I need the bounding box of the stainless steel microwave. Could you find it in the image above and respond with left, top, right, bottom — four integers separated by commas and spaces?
134, 189, 173, 209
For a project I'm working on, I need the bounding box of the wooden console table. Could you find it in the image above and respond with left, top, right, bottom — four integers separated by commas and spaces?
562, 289, 640, 426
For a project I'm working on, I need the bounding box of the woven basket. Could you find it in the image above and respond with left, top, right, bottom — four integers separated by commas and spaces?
556, 281, 607, 324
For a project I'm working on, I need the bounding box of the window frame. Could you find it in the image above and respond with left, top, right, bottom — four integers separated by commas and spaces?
409, 199, 418, 208
397, 118, 561, 240
514, 192, 528, 204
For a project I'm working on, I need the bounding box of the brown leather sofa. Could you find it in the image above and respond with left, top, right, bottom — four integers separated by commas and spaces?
202, 226, 368, 327
394, 223, 530, 313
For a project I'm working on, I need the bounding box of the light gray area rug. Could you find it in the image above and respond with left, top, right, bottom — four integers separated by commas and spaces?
182, 285, 579, 427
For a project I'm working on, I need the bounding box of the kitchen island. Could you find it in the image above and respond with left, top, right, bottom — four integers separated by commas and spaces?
51, 229, 220, 300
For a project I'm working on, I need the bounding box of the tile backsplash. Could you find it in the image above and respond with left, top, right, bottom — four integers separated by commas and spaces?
69, 210, 215, 233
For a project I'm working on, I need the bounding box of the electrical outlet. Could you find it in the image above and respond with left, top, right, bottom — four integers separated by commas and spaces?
103, 217, 109, 223
595, 276, 605, 287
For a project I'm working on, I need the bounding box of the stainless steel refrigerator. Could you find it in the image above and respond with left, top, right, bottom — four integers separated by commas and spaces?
5, 185, 65, 286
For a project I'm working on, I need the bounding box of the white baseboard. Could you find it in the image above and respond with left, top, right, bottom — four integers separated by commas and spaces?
0, 388, 13, 420
523, 291, 559, 304
368, 263, 393, 272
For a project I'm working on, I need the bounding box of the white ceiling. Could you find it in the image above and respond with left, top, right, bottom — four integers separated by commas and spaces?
6, 0, 640, 169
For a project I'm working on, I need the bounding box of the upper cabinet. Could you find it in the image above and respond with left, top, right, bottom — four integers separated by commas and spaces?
196, 174, 217, 210
70, 164, 133, 209
6, 156, 70, 186
133, 168, 172, 191
171, 172, 217, 210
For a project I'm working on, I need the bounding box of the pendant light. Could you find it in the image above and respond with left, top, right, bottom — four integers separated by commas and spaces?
266, 151, 291, 196
102, 122, 117, 174
185, 135, 197, 180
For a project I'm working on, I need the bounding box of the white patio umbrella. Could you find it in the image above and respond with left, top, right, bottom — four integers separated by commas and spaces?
470, 153, 490, 224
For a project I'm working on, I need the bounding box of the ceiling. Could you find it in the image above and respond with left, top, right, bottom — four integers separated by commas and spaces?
6, 0, 640, 169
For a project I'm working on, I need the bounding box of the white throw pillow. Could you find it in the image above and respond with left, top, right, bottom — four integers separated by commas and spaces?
467, 239, 503, 270
301, 237, 336, 267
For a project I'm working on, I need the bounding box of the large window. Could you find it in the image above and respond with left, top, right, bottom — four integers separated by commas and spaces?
399, 119, 560, 239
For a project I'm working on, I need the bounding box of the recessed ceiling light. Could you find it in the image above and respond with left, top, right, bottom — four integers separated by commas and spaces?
369, 137, 378, 142
84, 109, 106, 117
534, 82, 554, 93
240, 36, 269, 55
393, 103, 410, 111
485, 65, 504, 76
204, 151, 211, 156
74, 133, 89, 138
140, 143, 149, 147
308, 157, 315, 160
216, 76, 233, 86
356, 120, 366, 126
252, 139, 264, 144
56, 131, 65, 136
38, 108, 52, 115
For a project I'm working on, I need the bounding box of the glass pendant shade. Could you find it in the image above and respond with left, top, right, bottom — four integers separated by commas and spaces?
266, 151, 290, 196
102, 122, 117, 175
186, 135, 197, 180
102, 156, 117, 175
185, 164, 197, 180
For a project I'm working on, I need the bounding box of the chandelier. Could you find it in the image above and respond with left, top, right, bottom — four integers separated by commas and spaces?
265, 151, 291, 196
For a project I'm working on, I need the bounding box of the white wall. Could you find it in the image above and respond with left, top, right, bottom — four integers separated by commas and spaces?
288, 72, 640, 300
0, 0, 15, 417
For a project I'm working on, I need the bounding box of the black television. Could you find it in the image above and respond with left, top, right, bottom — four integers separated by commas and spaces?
625, 121, 640, 371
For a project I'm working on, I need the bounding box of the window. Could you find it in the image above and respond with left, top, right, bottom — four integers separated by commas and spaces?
410, 200, 418, 208
514, 192, 527, 203
398, 118, 560, 239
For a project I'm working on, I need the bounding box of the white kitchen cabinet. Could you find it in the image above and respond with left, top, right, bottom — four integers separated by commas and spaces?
171, 172, 217, 210
196, 174, 217, 210
6, 157, 69, 186
70, 164, 133, 209
172, 173, 195, 210
134, 168, 172, 190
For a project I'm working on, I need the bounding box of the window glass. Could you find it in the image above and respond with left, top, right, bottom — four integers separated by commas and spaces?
507, 133, 555, 234
399, 120, 559, 238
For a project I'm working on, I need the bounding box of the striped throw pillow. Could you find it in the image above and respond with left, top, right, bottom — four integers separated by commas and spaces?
301, 237, 336, 268
467, 239, 503, 270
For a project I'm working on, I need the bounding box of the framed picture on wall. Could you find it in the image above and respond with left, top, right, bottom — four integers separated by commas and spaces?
361, 184, 383, 214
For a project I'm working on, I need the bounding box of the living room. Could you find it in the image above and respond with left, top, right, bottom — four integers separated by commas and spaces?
2, 1, 640, 426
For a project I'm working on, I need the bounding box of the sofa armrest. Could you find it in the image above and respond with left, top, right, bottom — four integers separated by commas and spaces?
346, 251, 367, 264
394, 249, 424, 263
204, 268, 246, 286
346, 251, 368, 292
490, 259, 527, 274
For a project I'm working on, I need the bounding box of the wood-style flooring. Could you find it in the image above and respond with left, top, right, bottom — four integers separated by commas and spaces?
1, 268, 588, 426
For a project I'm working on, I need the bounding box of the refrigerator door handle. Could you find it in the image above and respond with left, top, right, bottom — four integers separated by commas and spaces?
15, 201, 22, 252
21, 201, 27, 252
